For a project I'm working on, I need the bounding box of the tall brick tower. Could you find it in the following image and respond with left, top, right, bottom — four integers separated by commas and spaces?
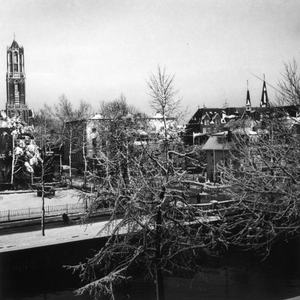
6, 38, 31, 124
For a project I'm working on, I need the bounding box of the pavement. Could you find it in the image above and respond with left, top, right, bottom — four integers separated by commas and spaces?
0, 218, 112, 253
0, 188, 114, 253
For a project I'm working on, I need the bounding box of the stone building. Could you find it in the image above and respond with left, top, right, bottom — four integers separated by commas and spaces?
0, 38, 35, 186
4, 38, 33, 124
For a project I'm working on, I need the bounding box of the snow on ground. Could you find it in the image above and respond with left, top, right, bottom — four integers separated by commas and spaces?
0, 217, 123, 253
0, 220, 107, 253
0, 188, 105, 252
0, 188, 85, 210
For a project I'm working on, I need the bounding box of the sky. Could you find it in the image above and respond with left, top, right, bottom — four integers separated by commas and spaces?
1, 0, 300, 120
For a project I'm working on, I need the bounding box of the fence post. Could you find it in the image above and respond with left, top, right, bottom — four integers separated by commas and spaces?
66, 204, 68, 214
28, 208, 30, 218
8, 210, 10, 221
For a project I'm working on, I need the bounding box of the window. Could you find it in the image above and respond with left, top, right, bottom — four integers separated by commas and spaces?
13, 52, 18, 64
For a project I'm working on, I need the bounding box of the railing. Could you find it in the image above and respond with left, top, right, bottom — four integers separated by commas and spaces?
0, 199, 237, 223
0, 203, 87, 222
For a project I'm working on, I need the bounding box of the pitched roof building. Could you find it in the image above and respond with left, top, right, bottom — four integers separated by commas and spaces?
184, 79, 281, 145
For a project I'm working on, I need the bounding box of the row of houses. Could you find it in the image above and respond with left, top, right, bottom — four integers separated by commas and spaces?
184, 80, 300, 181
64, 112, 182, 170
65, 78, 298, 183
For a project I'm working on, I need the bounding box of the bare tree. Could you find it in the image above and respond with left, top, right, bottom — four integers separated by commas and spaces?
277, 59, 300, 105
219, 114, 300, 256
34, 105, 62, 235
77, 100, 94, 189
53, 96, 93, 185
147, 66, 182, 117
69, 69, 225, 300
99, 94, 137, 119
77, 99, 94, 120
34, 99, 93, 233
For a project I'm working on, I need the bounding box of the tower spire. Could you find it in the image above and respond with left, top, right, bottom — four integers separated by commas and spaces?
260, 74, 270, 108
246, 80, 251, 112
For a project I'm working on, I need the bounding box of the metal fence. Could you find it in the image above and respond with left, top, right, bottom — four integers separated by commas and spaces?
0, 200, 236, 223
0, 202, 87, 222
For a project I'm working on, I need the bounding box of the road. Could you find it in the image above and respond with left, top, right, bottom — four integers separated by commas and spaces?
0, 213, 119, 253
0, 212, 111, 237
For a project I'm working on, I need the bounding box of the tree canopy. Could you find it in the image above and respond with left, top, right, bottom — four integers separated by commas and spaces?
70, 68, 224, 300
219, 114, 300, 256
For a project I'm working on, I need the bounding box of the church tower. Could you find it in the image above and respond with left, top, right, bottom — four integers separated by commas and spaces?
260, 75, 270, 108
6, 38, 31, 124
245, 80, 251, 113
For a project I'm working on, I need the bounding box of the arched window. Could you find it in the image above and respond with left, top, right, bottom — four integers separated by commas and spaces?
14, 83, 19, 94
13, 52, 18, 72
13, 52, 18, 63
20, 54, 23, 72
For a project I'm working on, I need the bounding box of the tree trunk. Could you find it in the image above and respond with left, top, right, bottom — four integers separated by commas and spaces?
41, 166, 45, 236
10, 136, 15, 185
83, 128, 87, 190
155, 206, 165, 300
69, 128, 72, 187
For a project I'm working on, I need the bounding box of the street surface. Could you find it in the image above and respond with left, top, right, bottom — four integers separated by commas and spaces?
0, 215, 119, 253
0, 188, 113, 253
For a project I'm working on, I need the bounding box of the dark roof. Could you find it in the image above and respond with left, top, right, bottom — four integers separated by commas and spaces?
10, 39, 19, 49
187, 107, 243, 125
187, 105, 300, 126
